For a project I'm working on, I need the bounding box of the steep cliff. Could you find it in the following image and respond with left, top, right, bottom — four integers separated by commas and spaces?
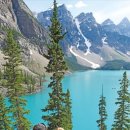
0, 0, 49, 75
0, 0, 19, 30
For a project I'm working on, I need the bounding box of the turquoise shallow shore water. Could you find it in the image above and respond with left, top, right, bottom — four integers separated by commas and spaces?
25, 70, 130, 130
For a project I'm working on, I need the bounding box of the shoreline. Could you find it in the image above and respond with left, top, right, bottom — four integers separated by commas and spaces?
0, 79, 47, 96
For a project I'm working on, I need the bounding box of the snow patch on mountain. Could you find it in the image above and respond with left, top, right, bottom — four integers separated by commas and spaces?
127, 51, 130, 56
102, 37, 108, 45
69, 46, 100, 69
46, 17, 50, 20
77, 42, 79, 48
75, 18, 91, 55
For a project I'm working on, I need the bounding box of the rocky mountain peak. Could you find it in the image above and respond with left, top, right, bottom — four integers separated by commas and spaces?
15, 0, 34, 16
85, 12, 96, 23
11, 0, 48, 43
102, 19, 115, 26
58, 4, 73, 19
37, 3, 74, 28
58, 4, 67, 10
76, 12, 86, 21
76, 12, 96, 24
117, 17, 130, 37
118, 17, 130, 28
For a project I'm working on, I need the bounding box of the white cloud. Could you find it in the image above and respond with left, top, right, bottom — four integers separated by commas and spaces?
94, 5, 130, 24
75, 0, 87, 8
66, 0, 87, 9
110, 6, 130, 24
93, 12, 106, 24
66, 4, 73, 9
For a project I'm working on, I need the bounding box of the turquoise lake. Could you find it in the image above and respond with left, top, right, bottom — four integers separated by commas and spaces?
25, 70, 130, 130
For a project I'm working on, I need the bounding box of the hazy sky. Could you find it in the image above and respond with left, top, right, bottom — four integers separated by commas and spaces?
23, 0, 130, 24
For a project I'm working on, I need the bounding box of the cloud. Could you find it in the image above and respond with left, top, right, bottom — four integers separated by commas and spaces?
93, 12, 106, 23
94, 5, 130, 24
66, 4, 73, 9
110, 6, 130, 24
75, 0, 87, 8
66, 0, 87, 9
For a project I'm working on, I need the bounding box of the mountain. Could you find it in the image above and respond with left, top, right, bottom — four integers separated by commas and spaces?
37, 5, 130, 69
0, 0, 49, 75
75, 12, 103, 53
1, 0, 130, 71
101, 19, 119, 33
102, 18, 130, 37
37, 4, 85, 52
117, 17, 130, 37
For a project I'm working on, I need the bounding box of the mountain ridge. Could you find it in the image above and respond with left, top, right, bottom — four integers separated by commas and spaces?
1, 1, 130, 70
37, 4, 130, 69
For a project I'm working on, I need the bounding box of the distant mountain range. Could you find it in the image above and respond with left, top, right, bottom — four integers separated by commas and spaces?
1, 1, 130, 70
37, 4, 130, 70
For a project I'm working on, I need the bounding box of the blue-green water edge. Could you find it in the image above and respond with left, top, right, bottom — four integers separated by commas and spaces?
25, 70, 130, 130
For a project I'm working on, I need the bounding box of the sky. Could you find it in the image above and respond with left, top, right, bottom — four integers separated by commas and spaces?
23, 0, 130, 24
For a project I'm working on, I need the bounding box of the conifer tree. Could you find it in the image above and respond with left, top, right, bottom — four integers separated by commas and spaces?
97, 86, 107, 130
42, 0, 72, 129
63, 89, 73, 130
3, 30, 31, 130
0, 94, 12, 130
112, 71, 130, 130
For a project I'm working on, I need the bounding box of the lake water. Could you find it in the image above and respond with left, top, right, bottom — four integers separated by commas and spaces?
25, 70, 130, 130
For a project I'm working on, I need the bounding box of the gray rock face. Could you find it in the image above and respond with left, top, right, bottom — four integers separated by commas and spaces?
117, 17, 130, 37
76, 12, 103, 53
37, 4, 86, 52
102, 17, 130, 37
0, 0, 49, 75
11, 0, 50, 54
0, 0, 49, 53
12, 0, 47, 40
102, 19, 114, 26
0, 0, 19, 30
101, 19, 119, 33
77, 12, 96, 24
